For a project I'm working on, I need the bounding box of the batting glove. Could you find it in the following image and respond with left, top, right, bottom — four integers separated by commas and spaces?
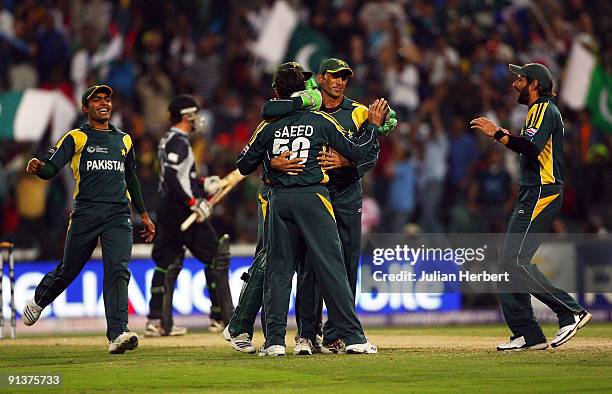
190, 198, 213, 223
291, 89, 322, 111
378, 107, 398, 136
203, 175, 222, 195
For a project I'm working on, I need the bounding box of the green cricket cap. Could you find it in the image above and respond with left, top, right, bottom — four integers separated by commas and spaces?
318, 58, 354, 77
81, 85, 113, 106
272, 62, 313, 87
508, 63, 553, 91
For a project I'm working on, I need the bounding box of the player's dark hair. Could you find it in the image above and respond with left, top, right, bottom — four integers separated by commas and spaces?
527, 77, 556, 97
274, 68, 306, 99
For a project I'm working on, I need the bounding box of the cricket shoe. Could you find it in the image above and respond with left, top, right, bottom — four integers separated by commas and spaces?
209, 318, 225, 333
346, 340, 378, 354
321, 338, 345, 354
294, 337, 314, 355
258, 344, 285, 357
109, 332, 139, 354
222, 326, 256, 354
497, 336, 548, 351
144, 320, 188, 337
22, 299, 43, 326
551, 310, 592, 348
313, 335, 323, 354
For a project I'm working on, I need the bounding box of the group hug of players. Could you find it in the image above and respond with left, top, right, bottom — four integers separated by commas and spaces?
155, 58, 396, 356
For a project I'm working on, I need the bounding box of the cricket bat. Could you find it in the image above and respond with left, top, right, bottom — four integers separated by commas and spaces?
180, 169, 245, 231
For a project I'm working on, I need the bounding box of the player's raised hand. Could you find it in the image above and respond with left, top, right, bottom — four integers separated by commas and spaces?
26, 158, 44, 174
318, 148, 351, 170
470, 117, 499, 138
368, 98, 389, 128
270, 150, 305, 175
140, 213, 156, 242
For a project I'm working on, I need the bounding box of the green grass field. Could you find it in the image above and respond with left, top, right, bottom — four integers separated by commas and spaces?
2, 323, 611, 393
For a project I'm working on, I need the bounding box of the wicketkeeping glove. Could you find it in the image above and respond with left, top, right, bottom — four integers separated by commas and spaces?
203, 175, 222, 195
291, 88, 322, 111
190, 198, 212, 223
305, 77, 318, 90
378, 107, 398, 136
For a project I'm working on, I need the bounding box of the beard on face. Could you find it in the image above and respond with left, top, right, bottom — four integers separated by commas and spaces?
517, 84, 530, 105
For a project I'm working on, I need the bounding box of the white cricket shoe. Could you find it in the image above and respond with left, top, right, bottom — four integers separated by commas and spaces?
551, 310, 592, 348
22, 299, 43, 326
345, 340, 378, 354
294, 337, 314, 355
258, 344, 286, 357
222, 326, 256, 354
497, 336, 548, 351
108, 332, 139, 354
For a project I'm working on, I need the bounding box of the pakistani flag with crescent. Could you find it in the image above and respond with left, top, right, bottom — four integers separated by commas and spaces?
249, 0, 331, 75
561, 40, 612, 133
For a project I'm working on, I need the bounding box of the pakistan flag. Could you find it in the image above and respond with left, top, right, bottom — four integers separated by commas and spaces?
0, 89, 77, 142
586, 65, 612, 132
284, 25, 332, 74
561, 41, 612, 132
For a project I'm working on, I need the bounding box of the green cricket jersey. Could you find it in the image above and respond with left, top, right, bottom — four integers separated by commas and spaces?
44, 123, 140, 207
262, 96, 379, 185
320, 97, 379, 185
237, 110, 378, 187
519, 97, 564, 186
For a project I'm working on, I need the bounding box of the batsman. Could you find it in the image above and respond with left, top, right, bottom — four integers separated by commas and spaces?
146, 95, 234, 336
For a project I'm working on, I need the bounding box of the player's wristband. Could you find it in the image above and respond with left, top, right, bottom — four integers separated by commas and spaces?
494, 129, 507, 141
187, 197, 197, 207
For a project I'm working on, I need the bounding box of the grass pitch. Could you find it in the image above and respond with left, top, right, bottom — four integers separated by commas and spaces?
1, 323, 611, 393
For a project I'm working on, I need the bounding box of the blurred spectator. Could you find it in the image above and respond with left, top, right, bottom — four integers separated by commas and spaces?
385, 140, 417, 233
185, 34, 222, 103
467, 149, 515, 232
447, 115, 479, 196
135, 62, 173, 135
414, 98, 448, 233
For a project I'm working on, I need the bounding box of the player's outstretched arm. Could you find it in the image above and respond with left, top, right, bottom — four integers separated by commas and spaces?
470, 117, 539, 161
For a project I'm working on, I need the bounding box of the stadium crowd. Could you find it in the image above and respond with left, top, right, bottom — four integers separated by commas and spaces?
0, 0, 610, 258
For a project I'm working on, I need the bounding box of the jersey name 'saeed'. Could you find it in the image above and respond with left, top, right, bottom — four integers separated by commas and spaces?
86, 159, 125, 172
274, 124, 314, 138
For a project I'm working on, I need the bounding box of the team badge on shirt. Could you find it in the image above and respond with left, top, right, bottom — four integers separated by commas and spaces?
524, 128, 537, 137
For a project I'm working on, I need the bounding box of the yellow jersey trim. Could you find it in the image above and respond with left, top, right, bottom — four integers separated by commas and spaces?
122, 134, 133, 201
538, 135, 555, 184
248, 121, 269, 145
69, 130, 88, 199
258, 193, 268, 222
314, 111, 348, 135
531, 193, 560, 221
534, 102, 549, 129
351, 105, 369, 132
316, 193, 336, 221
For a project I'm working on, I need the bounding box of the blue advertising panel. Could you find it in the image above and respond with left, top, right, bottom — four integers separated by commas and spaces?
1, 257, 461, 320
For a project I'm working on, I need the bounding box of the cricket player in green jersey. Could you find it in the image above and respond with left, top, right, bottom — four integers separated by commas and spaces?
470, 63, 591, 351
22, 85, 156, 354
223, 62, 320, 354
237, 65, 389, 356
